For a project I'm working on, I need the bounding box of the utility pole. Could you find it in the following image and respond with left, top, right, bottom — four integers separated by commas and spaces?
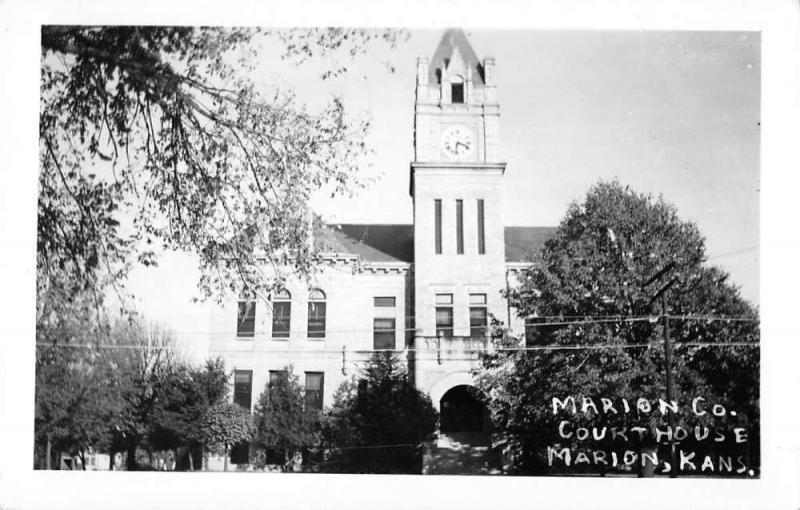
644, 261, 679, 478
662, 293, 677, 478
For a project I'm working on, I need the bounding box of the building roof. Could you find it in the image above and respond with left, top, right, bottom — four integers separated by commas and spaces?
316, 224, 415, 263
429, 28, 485, 86
316, 223, 556, 264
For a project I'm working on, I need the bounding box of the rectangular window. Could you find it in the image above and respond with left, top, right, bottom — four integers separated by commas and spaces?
434, 199, 442, 254
271, 301, 291, 339
436, 307, 454, 338
456, 199, 464, 254
374, 318, 396, 350
451, 83, 464, 104
233, 370, 253, 411
470, 307, 488, 338
237, 301, 256, 337
436, 293, 454, 337
435, 293, 453, 305
469, 293, 488, 338
269, 370, 287, 388
304, 372, 324, 410
373, 297, 396, 308
308, 301, 326, 339
469, 293, 487, 305
477, 199, 485, 255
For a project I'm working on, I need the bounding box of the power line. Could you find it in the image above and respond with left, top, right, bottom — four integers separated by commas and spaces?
707, 245, 759, 260
37, 313, 759, 337
35, 340, 759, 353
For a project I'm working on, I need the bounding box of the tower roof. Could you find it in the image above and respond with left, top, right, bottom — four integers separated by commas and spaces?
429, 29, 485, 85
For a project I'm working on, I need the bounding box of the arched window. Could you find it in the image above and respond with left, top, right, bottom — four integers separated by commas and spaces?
450, 75, 464, 104
308, 289, 326, 339
271, 289, 291, 339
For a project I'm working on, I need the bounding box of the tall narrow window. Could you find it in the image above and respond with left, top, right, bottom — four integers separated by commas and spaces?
233, 370, 253, 411
230, 370, 251, 465
451, 83, 464, 104
434, 199, 442, 254
373, 296, 397, 350
271, 289, 291, 339
435, 293, 454, 338
477, 199, 485, 255
308, 289, 326, 339
469, 293, 488, 338
456, 199, 464, 254
305, 372, 324, 410
373, 318, 396, 350
237, 301, 256, 338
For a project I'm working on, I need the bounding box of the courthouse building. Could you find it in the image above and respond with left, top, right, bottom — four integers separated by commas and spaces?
207, 29, 555, 463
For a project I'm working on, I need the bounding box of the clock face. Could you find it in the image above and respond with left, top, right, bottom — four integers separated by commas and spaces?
441, 125, 474, 159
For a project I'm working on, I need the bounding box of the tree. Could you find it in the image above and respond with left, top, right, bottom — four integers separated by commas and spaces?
38, 27, 405, 306
320, 353, 438, 473
252, 366, 319, 471
147, 357, 231, 470
35, 27, 404, 469
105, 319, 182, 470
34, 343, 126, 469
474, 181, 759, 475
201, 402, 254, 472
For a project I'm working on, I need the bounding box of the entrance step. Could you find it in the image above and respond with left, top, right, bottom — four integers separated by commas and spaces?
423, 432, 501, 475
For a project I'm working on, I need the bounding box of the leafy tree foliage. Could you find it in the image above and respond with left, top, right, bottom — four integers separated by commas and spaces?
39, 26, 404, 304
201, 402, 254, 472
34, 344, 126, 469
474, 181, 759, 474
102, 320, 183, 469
320, 354, 438, 473
252, 366, 319, 471
146, 358, 227, 464
35, 26, 404, 469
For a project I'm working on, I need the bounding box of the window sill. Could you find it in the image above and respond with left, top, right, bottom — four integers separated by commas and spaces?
235, 336, 255, 341
271, 337, 290, 341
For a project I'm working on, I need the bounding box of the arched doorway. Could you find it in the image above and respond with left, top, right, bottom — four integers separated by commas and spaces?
439, 385, 485, 433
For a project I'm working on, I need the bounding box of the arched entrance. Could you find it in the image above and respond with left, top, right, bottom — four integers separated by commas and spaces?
439, 385, 486, 433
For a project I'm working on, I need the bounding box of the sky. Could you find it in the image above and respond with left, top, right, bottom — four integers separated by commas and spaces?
119, 29, 761, 360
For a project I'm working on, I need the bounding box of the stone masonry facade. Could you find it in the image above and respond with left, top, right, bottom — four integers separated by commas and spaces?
206, 29, 556, 467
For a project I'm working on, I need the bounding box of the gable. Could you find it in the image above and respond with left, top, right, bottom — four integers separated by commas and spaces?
429, 28, 485, 86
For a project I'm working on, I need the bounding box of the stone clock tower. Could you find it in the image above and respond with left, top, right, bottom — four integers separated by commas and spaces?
410, 29, 508, 396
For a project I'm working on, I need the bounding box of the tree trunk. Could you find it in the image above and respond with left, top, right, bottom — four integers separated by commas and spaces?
224, 445, 229, 472
79, 450, 86, 471
109, 449, 115, 470
45, 437, 52, 470
126, 444, 137, 471
188, 447, 194, 471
